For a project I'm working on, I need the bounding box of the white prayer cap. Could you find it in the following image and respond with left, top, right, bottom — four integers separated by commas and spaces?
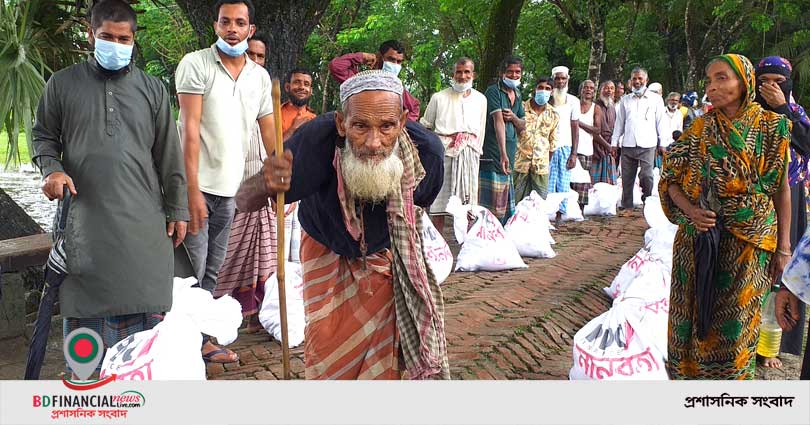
551, 66, 569, 77
339, 70, 403, 107
648, 82, 663, 94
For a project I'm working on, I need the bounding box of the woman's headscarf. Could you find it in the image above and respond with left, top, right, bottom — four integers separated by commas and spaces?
704, 54, 762, 155
755, 56, 810, 186
756, 56, 809, 126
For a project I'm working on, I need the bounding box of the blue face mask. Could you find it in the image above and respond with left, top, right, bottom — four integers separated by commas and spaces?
382, 61, 402, 76
93, 38, 133, 71
632, 85, 647, 96
216, 36, 248, 57
534, 90, 551, 105
502, 77, 520, 89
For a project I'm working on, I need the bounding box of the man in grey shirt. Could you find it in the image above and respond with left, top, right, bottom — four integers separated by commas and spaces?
32, 0, 188, 375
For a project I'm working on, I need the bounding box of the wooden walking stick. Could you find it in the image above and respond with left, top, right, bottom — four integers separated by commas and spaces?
271, 79, 291, 379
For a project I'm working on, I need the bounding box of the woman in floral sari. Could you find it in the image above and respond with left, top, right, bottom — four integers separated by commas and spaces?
659, 54, 792, 379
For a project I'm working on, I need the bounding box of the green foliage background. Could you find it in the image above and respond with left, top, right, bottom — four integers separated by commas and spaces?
2, 0, 809, 166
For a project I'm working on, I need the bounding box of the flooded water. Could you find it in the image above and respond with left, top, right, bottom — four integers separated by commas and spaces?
0, 166, 56, 232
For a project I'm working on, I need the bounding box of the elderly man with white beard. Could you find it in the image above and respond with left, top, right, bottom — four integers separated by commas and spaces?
236, 70, 449, 380
548, 66, 580, 225
591, 80, 618, 185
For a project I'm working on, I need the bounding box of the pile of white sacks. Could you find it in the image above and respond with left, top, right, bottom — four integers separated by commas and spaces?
569, 170, 678, 380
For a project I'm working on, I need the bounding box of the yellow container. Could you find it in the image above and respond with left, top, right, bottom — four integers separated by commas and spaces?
756, 322, 782, 357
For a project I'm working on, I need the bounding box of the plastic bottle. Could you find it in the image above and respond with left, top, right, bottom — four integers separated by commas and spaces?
756, 291, 782, 358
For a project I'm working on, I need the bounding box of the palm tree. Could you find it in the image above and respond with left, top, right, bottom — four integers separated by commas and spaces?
0, 0, 84, 169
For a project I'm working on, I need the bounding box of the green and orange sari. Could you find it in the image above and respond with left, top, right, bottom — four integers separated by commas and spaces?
659, 54, 792, 379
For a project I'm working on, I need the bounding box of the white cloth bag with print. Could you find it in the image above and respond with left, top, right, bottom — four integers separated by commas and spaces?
447, 196, 527, 272
100, 277, 242, 380
505, 191, 556, 258
570, 301, 668, 380
421, 212, 453, 284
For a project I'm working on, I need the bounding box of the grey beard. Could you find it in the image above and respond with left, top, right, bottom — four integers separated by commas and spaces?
552, 87, 568, 106
340, 140, 403, 202
599, 96, 614, 107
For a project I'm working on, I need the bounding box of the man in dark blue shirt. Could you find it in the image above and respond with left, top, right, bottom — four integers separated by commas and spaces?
236, 70, 449, 380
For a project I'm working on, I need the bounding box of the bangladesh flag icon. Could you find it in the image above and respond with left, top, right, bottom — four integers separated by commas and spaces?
63, 327, 104, 380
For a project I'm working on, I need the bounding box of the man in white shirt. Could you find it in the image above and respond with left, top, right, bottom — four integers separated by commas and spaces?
175, 0, 275, 363
663, 91, 684, 136
421, 57, 487, 230
659, 91, 684, 168
610, 66, 669, 209
548, 65, 580, 223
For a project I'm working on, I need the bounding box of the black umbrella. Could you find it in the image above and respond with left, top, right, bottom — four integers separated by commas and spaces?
694, 178, 723, 341
24, 187, 71, 380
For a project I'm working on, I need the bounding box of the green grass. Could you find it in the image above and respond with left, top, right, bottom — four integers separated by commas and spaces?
0, 131, 31, 167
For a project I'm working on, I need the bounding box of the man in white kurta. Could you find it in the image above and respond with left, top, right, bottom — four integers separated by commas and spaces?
421, 58, 487, 229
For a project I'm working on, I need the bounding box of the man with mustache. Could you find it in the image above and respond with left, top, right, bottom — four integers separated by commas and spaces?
175, 0, 275, 363
611, 66, 669, 210
548, 65, 580, 224
421, 57, 487, 231
281, 68, 316, 140
32, 0, 188, 377
236, 70, 449, 380
591, 80, 618, 185
571, 79, 603, 210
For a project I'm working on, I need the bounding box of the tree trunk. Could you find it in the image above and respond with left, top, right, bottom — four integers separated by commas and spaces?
587, 3, 607, 82
478, 0, 526, 92
176, 0, 331, 84
0, 188, 43, 241
683, 0, 699, 89
601, 0, 639, 82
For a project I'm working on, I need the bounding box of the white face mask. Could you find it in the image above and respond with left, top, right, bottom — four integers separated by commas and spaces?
216, 36, 248, 57
382, 61, 402, 76
452, 80, 472, 93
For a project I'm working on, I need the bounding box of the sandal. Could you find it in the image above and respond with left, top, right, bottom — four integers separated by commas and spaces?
202, 347, 239, 364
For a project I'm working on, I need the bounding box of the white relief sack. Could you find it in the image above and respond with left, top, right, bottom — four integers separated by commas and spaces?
569, 160, 592, 184
100, 277, 242, 380
447, 197, 527, 272
545, 191, 584, 222
505, 191, 556, 258
583, 183, 621, 216
259, 262, 306, 348
570, 301, 668, 380
421, 212, 453, 284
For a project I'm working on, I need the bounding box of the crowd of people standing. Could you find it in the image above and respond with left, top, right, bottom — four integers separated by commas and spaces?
28, 0, 810, 381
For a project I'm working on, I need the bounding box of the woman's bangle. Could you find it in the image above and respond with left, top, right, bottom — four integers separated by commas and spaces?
776, 249, 792, 257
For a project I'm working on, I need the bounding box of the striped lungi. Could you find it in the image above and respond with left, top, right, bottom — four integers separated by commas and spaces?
63, 313, 162, 375
548, 146, 572, 214
591, 154, 618, 184
431, 143, 480, 213
300, 233, 400, 380
569, 154, 593, 206
478, 169, 515, 224
214, 203, 276, 317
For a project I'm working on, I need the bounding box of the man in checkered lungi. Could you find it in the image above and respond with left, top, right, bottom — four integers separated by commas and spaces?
547, 66, 580, 224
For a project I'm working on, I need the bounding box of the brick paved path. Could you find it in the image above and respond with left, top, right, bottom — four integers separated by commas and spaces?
207, 212, 649, 380
1, 210, 802, 380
